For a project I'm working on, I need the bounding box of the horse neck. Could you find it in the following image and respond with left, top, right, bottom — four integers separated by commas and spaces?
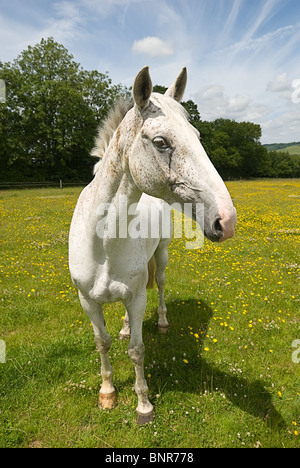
93, 134, 142, 220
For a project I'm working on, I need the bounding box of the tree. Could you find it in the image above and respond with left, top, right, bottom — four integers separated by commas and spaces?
153, 85, 167, 95
268, 151, 300, 178
208, 119, 270, 178
0, 62, 27, 179
209, 130, 243, 179
181, 100, 201, 128
0, 38, 128, 182
2, 46, 295, 183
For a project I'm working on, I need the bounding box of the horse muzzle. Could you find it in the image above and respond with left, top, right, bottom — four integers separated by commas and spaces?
206, 207, 237, 243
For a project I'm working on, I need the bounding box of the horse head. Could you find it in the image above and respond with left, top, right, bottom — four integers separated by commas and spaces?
127, 66, 237, 243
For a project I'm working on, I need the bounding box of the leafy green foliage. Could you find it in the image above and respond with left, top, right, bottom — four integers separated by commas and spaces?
1, 39, 299, 183
0, 38, 129, 182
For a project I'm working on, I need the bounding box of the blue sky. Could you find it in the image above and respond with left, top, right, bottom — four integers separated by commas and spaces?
1, 0, 300, 143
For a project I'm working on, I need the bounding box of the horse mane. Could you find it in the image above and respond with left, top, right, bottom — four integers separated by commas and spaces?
92, 97, 134, 174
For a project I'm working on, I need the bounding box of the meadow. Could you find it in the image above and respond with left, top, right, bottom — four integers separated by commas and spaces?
0, 179, 299, 448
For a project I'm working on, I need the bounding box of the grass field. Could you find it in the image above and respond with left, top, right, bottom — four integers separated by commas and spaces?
265, 143, 300, 155
284, 145, 300, 156
0, 180, 299, 448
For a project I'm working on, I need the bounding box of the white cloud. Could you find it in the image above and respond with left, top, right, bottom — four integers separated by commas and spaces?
193, 85, 269, 123
228, 94, 251, 113
132, 36, 174, 58
267, 73, 291, 93
266, 72, 300, 104
195, 80, 300, 143
261, 108, 300, 143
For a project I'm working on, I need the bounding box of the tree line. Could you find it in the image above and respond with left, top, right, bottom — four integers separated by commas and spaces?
191, 113, 300, 179
0, 38, 299, 183
0, 38, 129, 182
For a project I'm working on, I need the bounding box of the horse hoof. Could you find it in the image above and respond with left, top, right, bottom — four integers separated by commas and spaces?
98, 391, 117, 410
136, 410, 154, 425
158, 325, 169, 334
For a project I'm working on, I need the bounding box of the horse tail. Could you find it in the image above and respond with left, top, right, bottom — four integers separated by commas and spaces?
147, 256, 156, 289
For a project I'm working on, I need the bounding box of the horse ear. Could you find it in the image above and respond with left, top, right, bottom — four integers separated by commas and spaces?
133, 66, 153, 109
165, 67, 187, 102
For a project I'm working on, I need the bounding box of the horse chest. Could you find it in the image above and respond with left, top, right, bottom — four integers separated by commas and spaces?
88, 252, 147, 304
89, 271, 131, 304
80, 243, 147, 301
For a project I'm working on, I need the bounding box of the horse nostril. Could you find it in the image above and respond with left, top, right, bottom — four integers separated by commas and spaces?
213, 218, 223, 237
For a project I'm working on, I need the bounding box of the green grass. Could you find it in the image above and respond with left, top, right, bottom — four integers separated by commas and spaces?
284, 145, 300, 156
278, 145, 300, 156
0, 181, 299, 448
265, 142, 300, 155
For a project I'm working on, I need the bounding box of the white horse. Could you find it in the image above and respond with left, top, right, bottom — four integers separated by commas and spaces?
69, 67, 237, 424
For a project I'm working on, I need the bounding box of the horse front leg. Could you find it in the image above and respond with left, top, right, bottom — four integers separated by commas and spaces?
79, 292, 117, 410
125, 290, 154, 425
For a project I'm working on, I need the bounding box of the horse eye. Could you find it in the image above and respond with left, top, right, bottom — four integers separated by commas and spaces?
152, 136, 170, 150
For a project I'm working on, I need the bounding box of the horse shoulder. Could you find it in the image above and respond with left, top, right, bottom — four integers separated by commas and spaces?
69, 182, 105, 292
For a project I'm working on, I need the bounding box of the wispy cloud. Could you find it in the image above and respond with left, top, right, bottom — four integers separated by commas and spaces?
47, 1, 86, 42
215, 0, 243, 49
77, 0, 143, 16
220, 23, 297, 62
239, 0, 282, 44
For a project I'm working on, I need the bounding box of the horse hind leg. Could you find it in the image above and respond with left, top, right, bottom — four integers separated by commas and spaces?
79, 292, 117, 409
119, 255, 156, 341
154, 241, 169, 333
119, 310, 131, 340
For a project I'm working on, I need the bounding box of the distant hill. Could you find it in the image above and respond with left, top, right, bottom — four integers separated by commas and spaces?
264, 142, 300, 155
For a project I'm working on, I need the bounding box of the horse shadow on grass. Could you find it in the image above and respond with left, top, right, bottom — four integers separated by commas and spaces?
142, 298, 285, 431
